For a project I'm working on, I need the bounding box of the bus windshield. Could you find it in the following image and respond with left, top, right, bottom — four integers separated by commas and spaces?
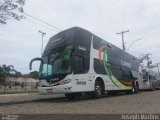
39, 45, 73, 78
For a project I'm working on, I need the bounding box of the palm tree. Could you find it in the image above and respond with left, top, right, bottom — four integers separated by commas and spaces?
1, 65, 14, 90
0, 65, 5, 84
2, 64, 14, 75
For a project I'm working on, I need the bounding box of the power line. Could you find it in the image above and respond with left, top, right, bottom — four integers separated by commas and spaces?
22, 12, 62, 31
0, 1, 62, 31
13, 7, 62, 31
25, 17, 58, 32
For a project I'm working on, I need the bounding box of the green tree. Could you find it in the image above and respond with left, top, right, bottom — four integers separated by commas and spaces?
0, 0, 26, 24
29, 71, 39, 79
0, 65, 5, 84
2, 64, 14, 75
0, 64, 14, 79
0, 64, 22, 85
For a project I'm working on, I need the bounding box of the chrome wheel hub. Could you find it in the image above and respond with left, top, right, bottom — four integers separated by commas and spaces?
96, 85, 102, 96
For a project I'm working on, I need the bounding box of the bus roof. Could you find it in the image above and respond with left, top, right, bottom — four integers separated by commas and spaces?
43, 27, 139, 63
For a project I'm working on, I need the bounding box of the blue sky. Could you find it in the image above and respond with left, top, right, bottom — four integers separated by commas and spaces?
0, 0, 160, 73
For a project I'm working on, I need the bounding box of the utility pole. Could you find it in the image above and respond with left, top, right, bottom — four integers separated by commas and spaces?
156, 63, 160, 75
117, 30, 129, 51
146, 54, 152, 67
38, 30, 46, 56
140, 53, 151, 67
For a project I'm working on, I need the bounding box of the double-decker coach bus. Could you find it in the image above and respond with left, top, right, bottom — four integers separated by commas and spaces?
30, 27, 140, 99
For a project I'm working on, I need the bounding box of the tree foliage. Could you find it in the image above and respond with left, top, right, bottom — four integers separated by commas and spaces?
0, 66, 5, 83
0, 0, 26, 24
0, 64, 22, 84
29, 71, 39, 79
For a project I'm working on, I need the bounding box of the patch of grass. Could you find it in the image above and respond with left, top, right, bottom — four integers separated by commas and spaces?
0, 90, 37, 95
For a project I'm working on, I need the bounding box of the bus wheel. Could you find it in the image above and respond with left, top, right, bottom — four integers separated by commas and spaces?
65, 93, 75, 100
92, 81, 103, 98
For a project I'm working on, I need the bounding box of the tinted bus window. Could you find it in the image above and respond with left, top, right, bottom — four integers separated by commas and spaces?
73, 56, 84, 74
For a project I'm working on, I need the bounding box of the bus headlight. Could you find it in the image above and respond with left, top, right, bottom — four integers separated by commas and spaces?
59, 79, 71, 85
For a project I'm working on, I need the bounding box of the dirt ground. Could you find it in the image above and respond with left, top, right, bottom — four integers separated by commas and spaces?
0, 90, 160, 114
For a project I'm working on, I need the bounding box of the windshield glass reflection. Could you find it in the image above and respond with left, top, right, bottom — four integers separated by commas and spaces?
39, 45, 73, 78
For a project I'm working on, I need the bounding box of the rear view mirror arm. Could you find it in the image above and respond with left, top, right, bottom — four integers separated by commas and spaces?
29, 58, 44, 70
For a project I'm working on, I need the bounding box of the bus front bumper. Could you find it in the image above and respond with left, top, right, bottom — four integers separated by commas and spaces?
38, 85, 73, 94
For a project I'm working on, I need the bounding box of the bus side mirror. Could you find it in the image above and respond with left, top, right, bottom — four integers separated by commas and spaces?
29, 58, 44, 70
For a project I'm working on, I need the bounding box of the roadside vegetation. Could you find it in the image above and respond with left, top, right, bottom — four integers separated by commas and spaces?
0, 64, 39, 95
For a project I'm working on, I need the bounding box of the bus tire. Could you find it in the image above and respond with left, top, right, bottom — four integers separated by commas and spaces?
92, 81, 103, 98
65, 93, 76, 100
